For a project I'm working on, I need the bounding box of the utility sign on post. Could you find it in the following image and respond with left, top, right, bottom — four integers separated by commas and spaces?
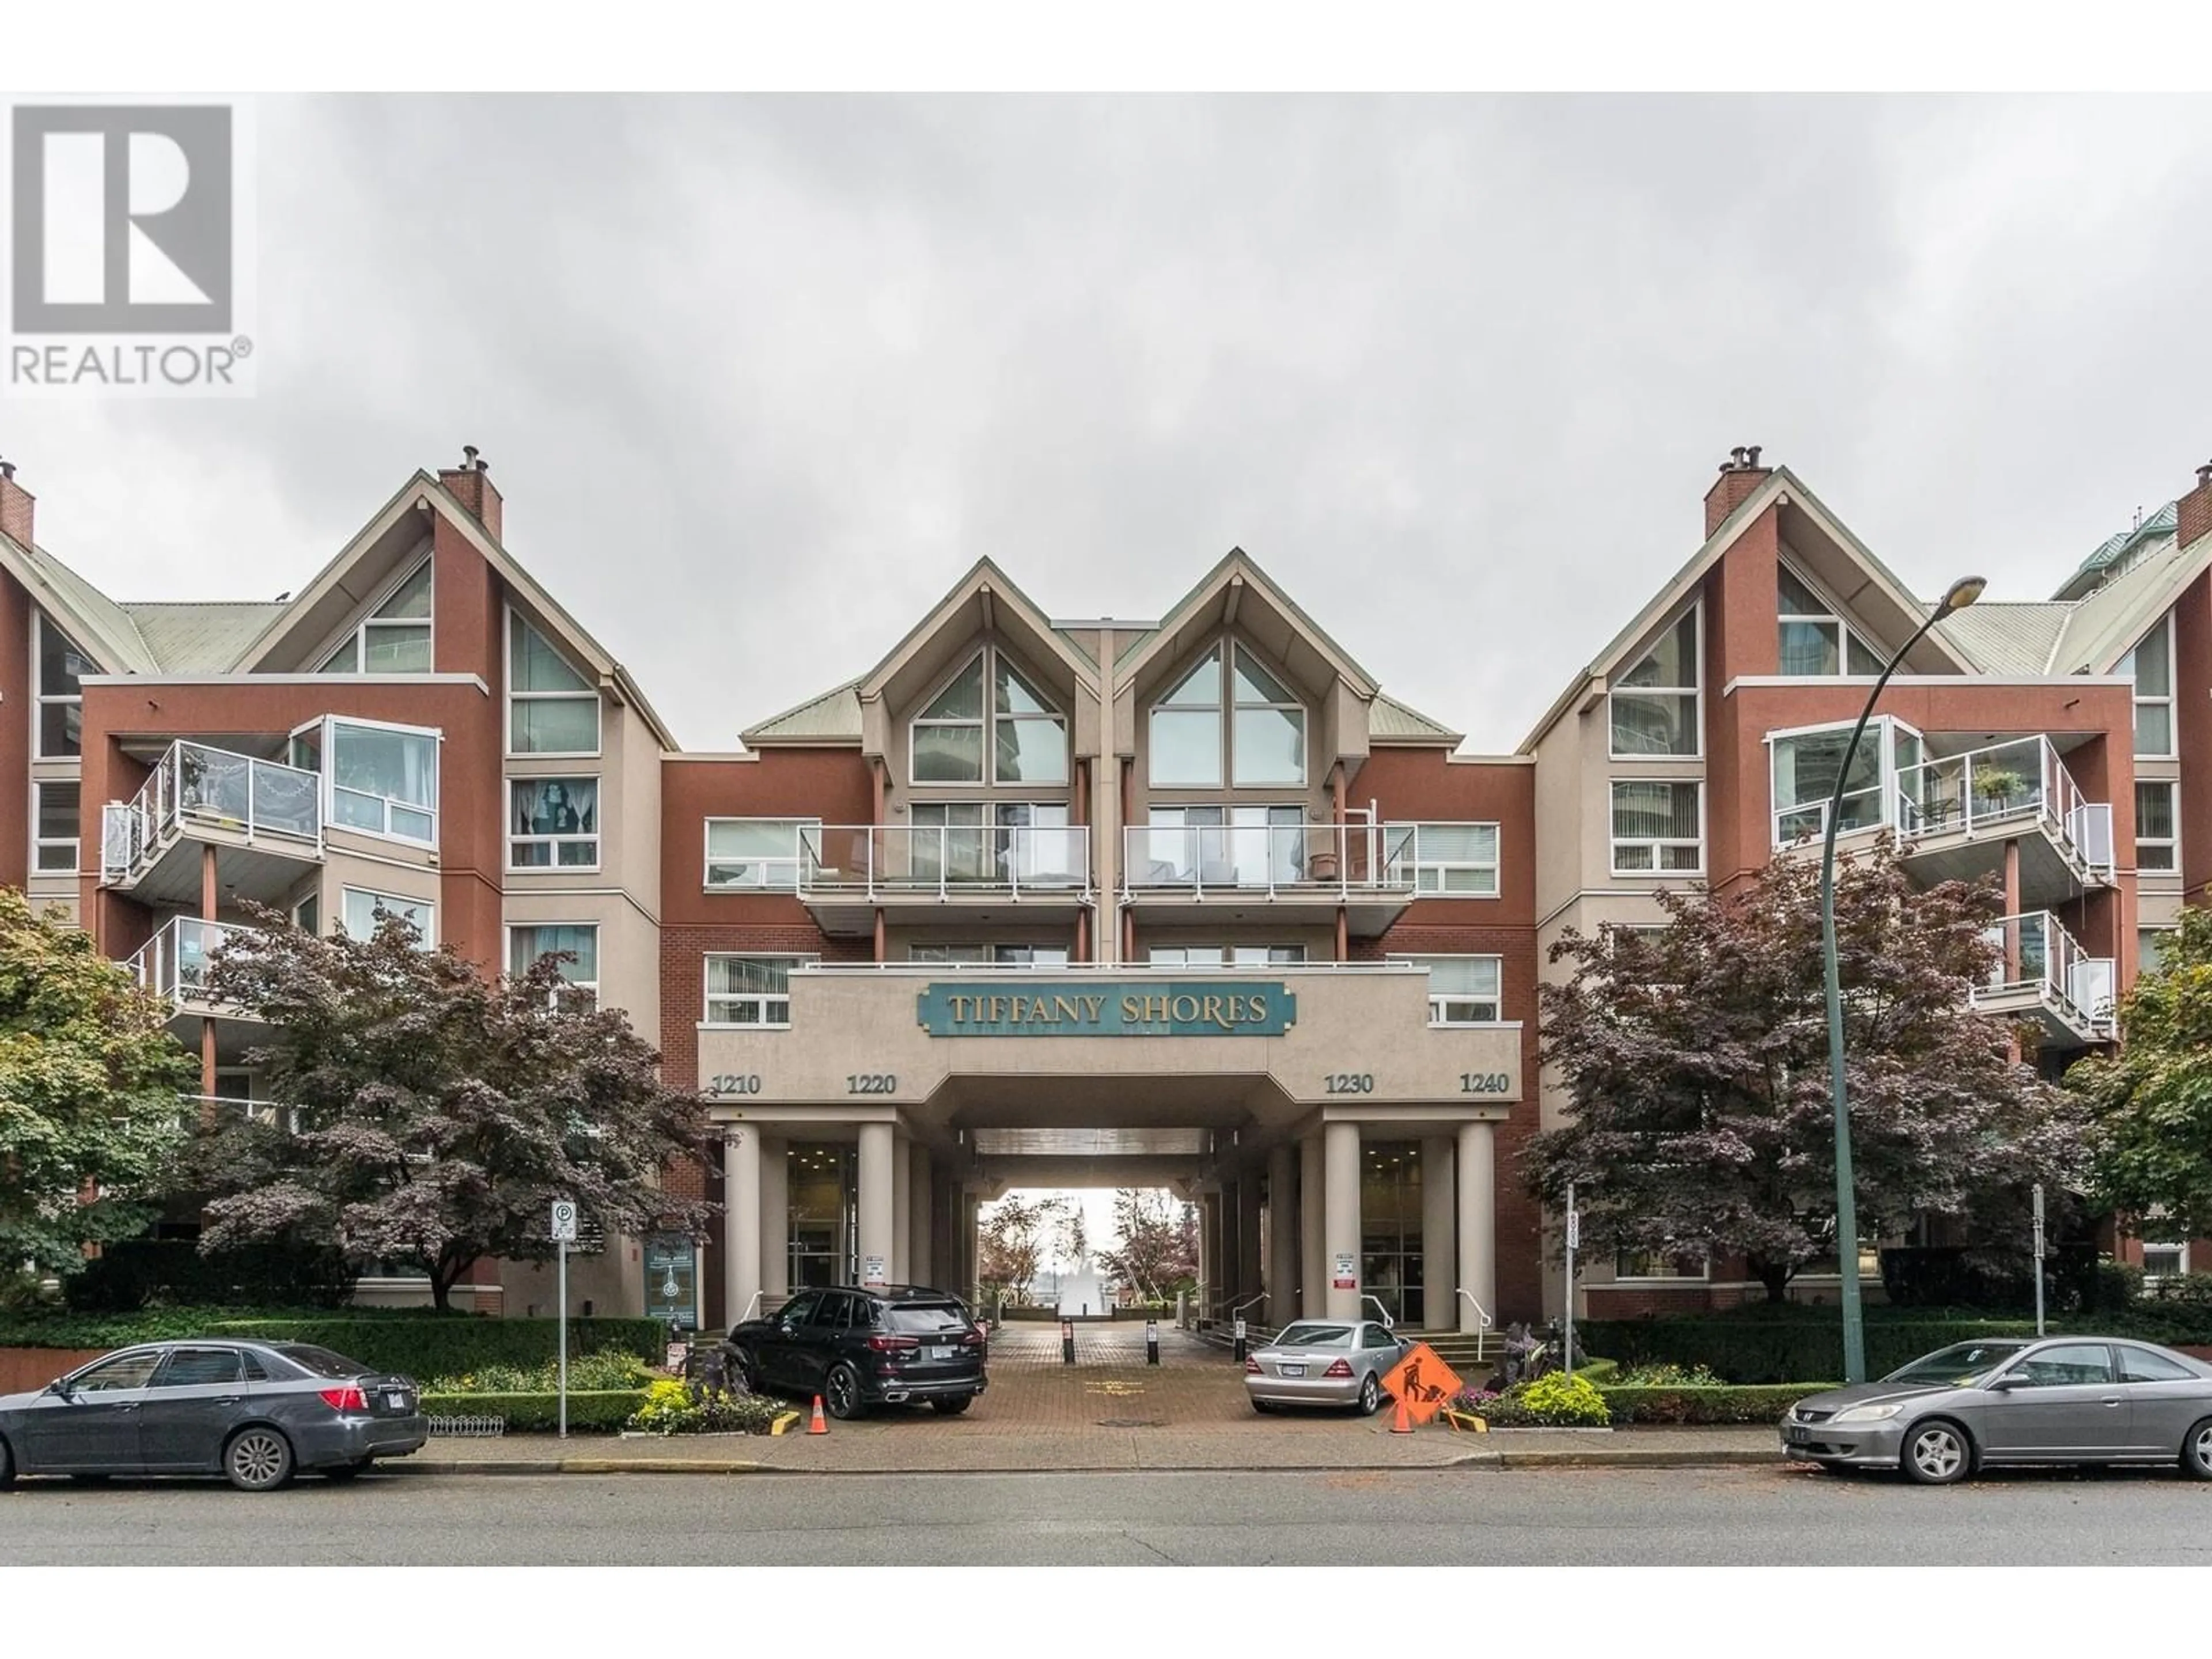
2032, 1182, 2047, 1337
551, 1199, 577, 1438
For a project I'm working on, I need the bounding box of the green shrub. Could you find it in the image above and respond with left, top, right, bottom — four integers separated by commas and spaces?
2093, 1261, 2145, 1313
421, 1388, 649, 1433
1501, 1370, 1611, 1427
2147, 1273, 2212, 1308
1615, 1361, 1725, 1387
203, 1316, 664, 1379
425, 1351, 654, 1394
61, 1237, 355, 1313
624, 1378, 785, 1435
1600, 1384, 1835, 1425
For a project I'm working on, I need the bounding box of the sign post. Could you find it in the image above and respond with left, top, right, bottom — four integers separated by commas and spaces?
2032, 1182, 2046, 1338
1233, 1315, 1248, 1363
551, 1199, 579, 1438
1563, 1183, 1579, 1378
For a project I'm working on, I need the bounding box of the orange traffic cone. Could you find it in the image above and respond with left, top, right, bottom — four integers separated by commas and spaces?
808, 1395, 829, 1435
1389, 1391, 1413, 1434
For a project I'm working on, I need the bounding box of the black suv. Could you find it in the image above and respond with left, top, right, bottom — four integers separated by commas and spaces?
724, 1285, 988, 1419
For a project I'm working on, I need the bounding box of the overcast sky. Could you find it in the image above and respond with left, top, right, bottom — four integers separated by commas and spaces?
18, 94, 2212, 752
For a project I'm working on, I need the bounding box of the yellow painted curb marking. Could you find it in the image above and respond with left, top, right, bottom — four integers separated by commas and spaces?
770, 1411, 802, 1436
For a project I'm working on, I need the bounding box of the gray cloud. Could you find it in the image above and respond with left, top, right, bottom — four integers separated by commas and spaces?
17, 94, 2212, 750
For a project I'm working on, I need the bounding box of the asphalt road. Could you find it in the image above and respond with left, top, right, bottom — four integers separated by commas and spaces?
4, 1465, 2211, 1566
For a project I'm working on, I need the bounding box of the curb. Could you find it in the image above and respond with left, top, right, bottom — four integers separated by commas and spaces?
391, 1446, 1785, 1478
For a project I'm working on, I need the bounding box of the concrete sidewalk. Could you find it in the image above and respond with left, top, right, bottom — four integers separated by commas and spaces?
391, 1423, 1785, 1476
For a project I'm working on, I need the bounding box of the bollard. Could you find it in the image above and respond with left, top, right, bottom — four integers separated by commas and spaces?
1146, 1319, 1160, 1365
1233, 1316, 1248, 1363
1061, 1317, 1075, 1366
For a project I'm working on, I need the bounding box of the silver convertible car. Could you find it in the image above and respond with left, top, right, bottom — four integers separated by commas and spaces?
0, 1339, 428, 1491
1245, 1318, 1411, 1414
1781, 1335, 2212, 1484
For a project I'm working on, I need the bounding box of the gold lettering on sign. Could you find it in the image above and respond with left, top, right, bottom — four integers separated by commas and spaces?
1081, 995, 1107, 1024
1200, 994, 1228, 1029
1168, 994, 1199, 1023
1249, 993, 1268, 1022
1121, 994, 1144, 1022
1052, 995, 1081, 1024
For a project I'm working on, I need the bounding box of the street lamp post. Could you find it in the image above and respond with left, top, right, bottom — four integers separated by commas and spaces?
1820, 574, 1984, 1384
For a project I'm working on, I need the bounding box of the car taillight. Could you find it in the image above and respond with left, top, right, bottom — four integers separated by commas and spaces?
1244, 1357, 1260, 1374
960, 1330, 984, 1346
1324, 1359, 1354, 1378
319, 1385, 368, 1411
865, 1335, 921, 1354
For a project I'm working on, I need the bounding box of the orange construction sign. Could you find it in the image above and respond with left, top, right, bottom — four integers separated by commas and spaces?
1378, 1342, 1462, 1426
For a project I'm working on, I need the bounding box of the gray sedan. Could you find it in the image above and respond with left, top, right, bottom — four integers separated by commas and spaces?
1245, 1319, 1410, 1415
1782, 1336, 2212, 1484
0, 1339, 428, 1491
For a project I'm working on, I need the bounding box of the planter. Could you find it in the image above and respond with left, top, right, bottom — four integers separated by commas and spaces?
1308, 851, 1340, 882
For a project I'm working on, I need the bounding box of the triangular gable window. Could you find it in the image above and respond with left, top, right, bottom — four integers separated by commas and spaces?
317, 559, 433, 675
1609, 606, 1699, 758
509, 611, 600, 755
1148, 642, 1306, 787
908, 647, 1067, 785
1779, 563, 1884, 677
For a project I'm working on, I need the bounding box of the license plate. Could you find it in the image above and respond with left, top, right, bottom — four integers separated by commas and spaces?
1281, 1364, 1305, 1378
387, 1392, 409, 1411
930, 1346, 958, 1361
1784, 1426, 1809, 1443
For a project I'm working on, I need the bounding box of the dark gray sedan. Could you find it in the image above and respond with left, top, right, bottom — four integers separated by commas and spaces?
0, 1340, 427, 1491
1782, 1336, 2212, 1484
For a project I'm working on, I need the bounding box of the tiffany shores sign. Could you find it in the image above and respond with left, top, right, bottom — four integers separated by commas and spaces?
915, 980, 1297, 1038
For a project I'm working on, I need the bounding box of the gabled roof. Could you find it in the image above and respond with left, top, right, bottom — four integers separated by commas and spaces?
0, 528, 159, 673
742, 677, 863, 746
855, 557, 1099, 705
120, 601, 288, 672
2054, 501, 2177, 601
1112, 548, 1380, 696
1941, 603, 2073, 676
1369, 691, 1464, 746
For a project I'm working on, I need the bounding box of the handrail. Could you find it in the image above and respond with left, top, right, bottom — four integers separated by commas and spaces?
798, 961, 1427, 976
1230, 1290, 1267, 1327
1361, 1294, 1396, 1331
1974, 911, 2115, 1033
797, 823, 1092, 903
1121, 818, 1414, 900
102, 738, 323, 885
127, 915, 256, 1007
729, 1290, 764, 1331
1456, 1287, 1494, 1332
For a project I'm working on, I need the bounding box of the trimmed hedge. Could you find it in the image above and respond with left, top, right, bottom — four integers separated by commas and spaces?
1600, 1384, 1835, 1425
206, 1317, 664, 1378
422, 1388, 650, 1433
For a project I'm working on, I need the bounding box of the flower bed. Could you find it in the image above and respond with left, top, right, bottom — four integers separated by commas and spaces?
421, 1388, 650, 1433
624, 1378, 785, 1435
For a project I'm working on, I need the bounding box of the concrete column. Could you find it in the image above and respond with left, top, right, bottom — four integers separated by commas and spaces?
1202, 1192, 1222, 1311
1324, 1121, 1362, 1319
1267, 1143, 1298, 1327
858, 1122, 895, 1289
722, 1127, 762, 1326
1237, 1174, 1264, 1305
1421, 1135, 1455, 1334
1301, 1134, 1326, 1319
1457, 1120, 1496, 1330
759, 1136, 789, 1301
908, 1145, 933, 1287
892, 1137, 912, 1285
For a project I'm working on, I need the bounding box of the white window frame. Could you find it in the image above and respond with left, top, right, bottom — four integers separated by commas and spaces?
1611, 778, 1705, 877
507, 921, 600, 1010
1390, 953, 1503, 1025
908, 944, 1073, 967
1613, 1243, 1712, 1283
1385, 821, 1501, 897
906, 645, 1070, 789
2142, 1241, 2190, 1283
1147, 639, 1310, 790
339, 886, 436, 948
315, 555, 434, 675
33, 612, 88, 761
1144, 945, 1305, 967
1608, 601, 1702, 760
508, 775, 601, 873
33, 778, 79, 874
1766, 715, 1921, 846
2137, 779, 2178, 875
1777, 560, 1883, 678
506, 605, 603, 760
2122, 613, 2176, 761
703, 953, 817, 1027
704, 816, 820, 891
305, 713, 441, 846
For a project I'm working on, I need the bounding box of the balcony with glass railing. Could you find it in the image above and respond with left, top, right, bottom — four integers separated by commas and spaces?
794, 823, 1093, 935
1120, 818, 1414, 935
1771, 725, 2113, 903
1971, 910, 2116, 1047
100, 741, 323, 906
128, 915, 262, 1020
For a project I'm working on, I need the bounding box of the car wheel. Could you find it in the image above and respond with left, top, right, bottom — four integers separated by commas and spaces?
931, 1396, 973, 1416
0, 1437, 14, 1489
1252, 1399, 1278, 1415
1902, 1420, 1971, 1486
323, 1461, 368, 1483
1357, 1373, 1381, 1416
2183, 1418, 2212, 1480
824, 1362, 866, 1421
224, 1426, 296, 1493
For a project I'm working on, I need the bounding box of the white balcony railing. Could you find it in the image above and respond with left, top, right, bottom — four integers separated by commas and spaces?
178, 1093, 298, 1132
1122, 820, 1411, 898
127, 916, 256, 1009
101, 740, 322, 884
1972, 910, 2116, 1036
798, 824, 1092, 900
1896, 736, 2115, 881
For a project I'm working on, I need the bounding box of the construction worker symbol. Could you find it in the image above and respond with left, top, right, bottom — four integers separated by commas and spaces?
1378, 1342, 1462, 1426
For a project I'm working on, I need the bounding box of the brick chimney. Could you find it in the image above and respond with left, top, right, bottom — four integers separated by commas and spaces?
2180, 456, 2212, 552
436, 444, 503, 543
1703, 444, 1772, 539
0, 458, 33, 547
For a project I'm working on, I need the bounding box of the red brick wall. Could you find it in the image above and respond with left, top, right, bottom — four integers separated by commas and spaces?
1704, 465, 1771, 539
0, 570, 31, 892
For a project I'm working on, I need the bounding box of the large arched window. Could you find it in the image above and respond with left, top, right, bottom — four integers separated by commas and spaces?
908, 646, 1068, 786
1149, 641, 1308, 788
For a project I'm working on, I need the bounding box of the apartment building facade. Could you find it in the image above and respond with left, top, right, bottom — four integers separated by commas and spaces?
3, 445, 2207, 1328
